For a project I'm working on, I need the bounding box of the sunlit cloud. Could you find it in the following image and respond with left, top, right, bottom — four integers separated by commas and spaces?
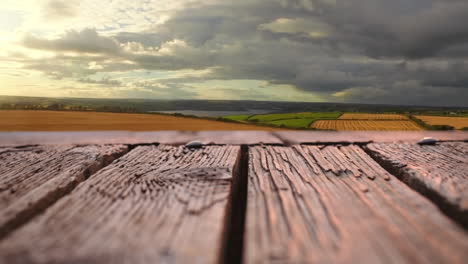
0, 0, 467, 106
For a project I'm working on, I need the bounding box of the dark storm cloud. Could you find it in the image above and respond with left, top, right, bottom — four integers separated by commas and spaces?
23, 0, 468, 106
308, 0, 468, 59
418, 62, 468, 88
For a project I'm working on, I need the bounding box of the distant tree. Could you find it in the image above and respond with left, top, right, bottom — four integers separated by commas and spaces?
431, 125, 455, 131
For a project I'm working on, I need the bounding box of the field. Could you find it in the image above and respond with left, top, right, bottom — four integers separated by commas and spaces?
222, 115, 251, 122
222, 112, 342, 128
415, 116, 468, 129
0, 111, 284, 131
339, 113, 407, 120
264, 119, 316, 128
248, 112, 341, 122
311, 120, 423, 131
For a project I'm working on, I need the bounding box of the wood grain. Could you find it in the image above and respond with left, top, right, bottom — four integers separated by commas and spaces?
245, 145, 468, 264
274, 131, 468, 144
366, 142, 468, 227
0, 144, 128, 238
0, 131, 282, 146
195, 131, 283, 145
1, 131, 467, 146
0, 145, 240, 264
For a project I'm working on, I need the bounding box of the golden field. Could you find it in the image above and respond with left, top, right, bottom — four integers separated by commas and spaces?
311, 120, 423, 131
415, 116, 468, 129
339, 113, 407, 120
0, 110, 284, 131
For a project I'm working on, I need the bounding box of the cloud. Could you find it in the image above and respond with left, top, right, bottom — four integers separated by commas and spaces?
23, 28, 121, 54
77, 77, 123, 87
5, 0, 468, 106
259, 17, 331, 39
42, 0, 81, 20
414, 61, 468, 88
307, 0, 468, 59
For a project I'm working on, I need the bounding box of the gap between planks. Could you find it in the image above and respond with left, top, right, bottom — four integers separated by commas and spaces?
363, 142, 468, 230
1, 141, 466, 263
244, 144, 468, 263
0, 144, 247, 264
219, 145, 249, 264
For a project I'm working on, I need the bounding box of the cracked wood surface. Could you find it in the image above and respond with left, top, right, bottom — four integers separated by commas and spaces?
274, 131, 468, 144
0, 144, 128, 238
367, 142, 468, 226
0, 145, 240, 264
245, 145, 468, 264
1, 131, 466, 146
0, 131, 283, 146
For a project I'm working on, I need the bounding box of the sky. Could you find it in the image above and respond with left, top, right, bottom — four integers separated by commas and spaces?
0, 0, 467, 106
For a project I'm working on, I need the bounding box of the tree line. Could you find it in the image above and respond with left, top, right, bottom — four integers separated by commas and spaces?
0, 103, 138, 113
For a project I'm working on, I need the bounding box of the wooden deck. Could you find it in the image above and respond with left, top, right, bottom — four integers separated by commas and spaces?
0, 131, 467, 264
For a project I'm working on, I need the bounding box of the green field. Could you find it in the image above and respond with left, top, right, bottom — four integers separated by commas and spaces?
221, 112, 342, 128
248, 112, 341, 122
222, 115, 251, 121
264, 119, 316, 128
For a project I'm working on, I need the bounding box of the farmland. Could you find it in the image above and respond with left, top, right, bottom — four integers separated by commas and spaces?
248, 112, 341, 122
222, 112, 342, 128
222, 115, 251, 122
311, 120, 423, 131
339, 113, 407, 120
0, 111, 284, 131
264, 119, 317, 128
221, 111, 431, 130
415, 116, 468, 129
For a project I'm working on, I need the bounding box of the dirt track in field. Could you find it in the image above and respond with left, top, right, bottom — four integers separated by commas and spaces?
0, 110, 284, 131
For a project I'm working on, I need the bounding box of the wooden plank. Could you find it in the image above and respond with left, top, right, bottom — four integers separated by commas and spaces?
0, 131, 281, 146
246, 145, 468, 263
195, 131, 282, 144
0, 145, 240, 264
1, 131, 467, 147
366, 142, 468, 227
0, 144, 128, 238
0, 131, 196, 146
274, 131, 468, 144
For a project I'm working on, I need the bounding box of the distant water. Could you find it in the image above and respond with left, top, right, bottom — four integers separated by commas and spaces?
150, 110, 272, 117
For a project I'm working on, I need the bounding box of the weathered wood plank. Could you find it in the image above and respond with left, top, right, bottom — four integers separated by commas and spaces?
246, 145, 468, 264
0, 144, 128, 238
274, 131, 468, 144
0, 131, 282, 146
195, 131, 282, 144
366, 142, 468, 227
0, 131, 196, 146
0, 145, 240, 264
3, 131, 466, 146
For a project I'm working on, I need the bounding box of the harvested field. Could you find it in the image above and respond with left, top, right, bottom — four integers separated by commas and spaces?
312, 120, 423, 131
0, 110, 283, 131
340, 113, 407, 120
415, 116, 468, 129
